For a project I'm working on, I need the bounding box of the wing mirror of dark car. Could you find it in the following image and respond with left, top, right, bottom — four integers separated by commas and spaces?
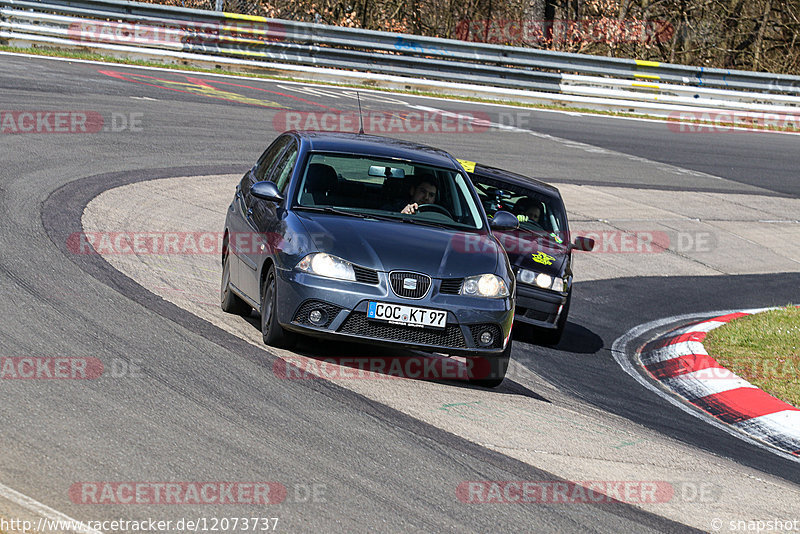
250, 181, 284, 202
570, 236, 596, 252
490, 210, 519, 231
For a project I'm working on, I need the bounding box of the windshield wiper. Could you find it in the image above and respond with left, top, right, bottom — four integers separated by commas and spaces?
293, 206, 371, 219
397, 217, 455, 230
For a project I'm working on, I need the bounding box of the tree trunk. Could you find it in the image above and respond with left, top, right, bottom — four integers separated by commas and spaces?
753, 0, 773, 70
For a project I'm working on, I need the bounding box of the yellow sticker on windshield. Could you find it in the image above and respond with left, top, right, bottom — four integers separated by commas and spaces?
457, 159, 476, 173
531, 252, 555, 265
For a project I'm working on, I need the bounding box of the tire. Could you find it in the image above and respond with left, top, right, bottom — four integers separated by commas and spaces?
220, 252, 251, 315
539, 290, 571, 346
466, 338, 512, 388
260, 264, 296, 349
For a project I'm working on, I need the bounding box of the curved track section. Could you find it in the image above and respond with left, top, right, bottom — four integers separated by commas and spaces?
2, 52, 800, 532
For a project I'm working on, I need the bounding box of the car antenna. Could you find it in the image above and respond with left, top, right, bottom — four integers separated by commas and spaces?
356, 92, 365, 135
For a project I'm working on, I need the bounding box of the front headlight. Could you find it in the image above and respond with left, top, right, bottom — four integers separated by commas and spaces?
296, 253, 356, 281
518, 268, 566, 292
460, 274, 510, 298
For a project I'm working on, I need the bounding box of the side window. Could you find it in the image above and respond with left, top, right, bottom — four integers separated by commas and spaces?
254, 136, 291, 182
271, 144, 299, 194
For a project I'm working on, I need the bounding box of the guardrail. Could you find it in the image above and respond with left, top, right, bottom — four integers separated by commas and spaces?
3, 0, 800, 115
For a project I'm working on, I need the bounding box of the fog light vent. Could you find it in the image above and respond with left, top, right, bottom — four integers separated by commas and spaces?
293, 300, 342, 328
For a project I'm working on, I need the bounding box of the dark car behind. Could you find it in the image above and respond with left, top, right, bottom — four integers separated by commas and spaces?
463, 160, 594, 345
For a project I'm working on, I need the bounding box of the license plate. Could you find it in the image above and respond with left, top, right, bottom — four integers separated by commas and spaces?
366, 302, 447, 329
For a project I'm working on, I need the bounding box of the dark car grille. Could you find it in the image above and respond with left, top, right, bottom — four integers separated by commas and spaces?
439, 278, 463, 295
353, 265, 379, 284
389, 271, 431, 299
338, 313, 467, 348
469, 323, 503, 348
293, 300, 343, 328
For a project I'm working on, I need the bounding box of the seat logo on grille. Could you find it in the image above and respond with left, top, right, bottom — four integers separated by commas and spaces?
403, 278, 418, 290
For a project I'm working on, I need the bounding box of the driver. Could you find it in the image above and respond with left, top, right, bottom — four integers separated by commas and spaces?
400, 179, 437, 214
514, 197, 543, 224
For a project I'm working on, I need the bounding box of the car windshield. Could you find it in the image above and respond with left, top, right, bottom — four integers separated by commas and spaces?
471, 175, 568, 242
293, 152, 484, 230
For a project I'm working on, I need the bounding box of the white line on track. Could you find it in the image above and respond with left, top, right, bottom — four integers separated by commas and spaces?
0, 482, 103, 534
611, 307, 800, 464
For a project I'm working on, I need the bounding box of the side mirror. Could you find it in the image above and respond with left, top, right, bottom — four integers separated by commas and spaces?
490, 210, 519, 231
250, 181, 284, 202
571, 236, 595, 252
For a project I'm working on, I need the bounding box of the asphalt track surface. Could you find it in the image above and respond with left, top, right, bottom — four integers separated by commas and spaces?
2, 53, 800, 532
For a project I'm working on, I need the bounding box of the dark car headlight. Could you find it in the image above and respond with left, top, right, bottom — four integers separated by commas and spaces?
296, 253, 356, 281
518, 268, 566, 292
460, 274, 510, 298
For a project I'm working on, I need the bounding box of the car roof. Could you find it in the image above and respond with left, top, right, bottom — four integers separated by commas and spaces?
468, 162, 562, 200
294, 131, 460, 169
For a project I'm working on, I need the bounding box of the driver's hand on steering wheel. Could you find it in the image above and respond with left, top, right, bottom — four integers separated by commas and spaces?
401, 203, 419, 214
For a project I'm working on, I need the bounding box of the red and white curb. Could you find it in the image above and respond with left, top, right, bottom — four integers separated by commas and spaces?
639, 311, 800, 457
613, 308, 800, 463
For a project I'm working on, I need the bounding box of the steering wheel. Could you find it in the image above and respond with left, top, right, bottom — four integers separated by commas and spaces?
417, 203, 453, 219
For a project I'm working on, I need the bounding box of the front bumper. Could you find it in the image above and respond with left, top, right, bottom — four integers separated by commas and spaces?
275, 268, 514, 356
514, 284, 567, 330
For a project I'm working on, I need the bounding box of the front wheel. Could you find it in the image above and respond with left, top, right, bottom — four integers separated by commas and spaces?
466, 339, 511, 388
260, 265, 296, 349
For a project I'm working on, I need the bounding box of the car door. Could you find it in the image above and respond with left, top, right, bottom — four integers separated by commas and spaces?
240, 137, 299, 301
230, 135, 291, 302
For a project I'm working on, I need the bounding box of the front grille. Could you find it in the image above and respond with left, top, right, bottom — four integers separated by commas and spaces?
338, 312, 466, 348
469, 323, 503, 348
293, 300, 343, 328
439, 278, 463, 295
389, 271, 431, 299
353, 265, 379, 284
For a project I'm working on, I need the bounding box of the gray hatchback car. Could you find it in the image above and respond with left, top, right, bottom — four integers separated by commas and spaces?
221, 131, 518, 386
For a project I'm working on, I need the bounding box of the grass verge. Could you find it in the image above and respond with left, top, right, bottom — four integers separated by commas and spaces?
2, 45, 799, 133
704, 306, 800, 408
